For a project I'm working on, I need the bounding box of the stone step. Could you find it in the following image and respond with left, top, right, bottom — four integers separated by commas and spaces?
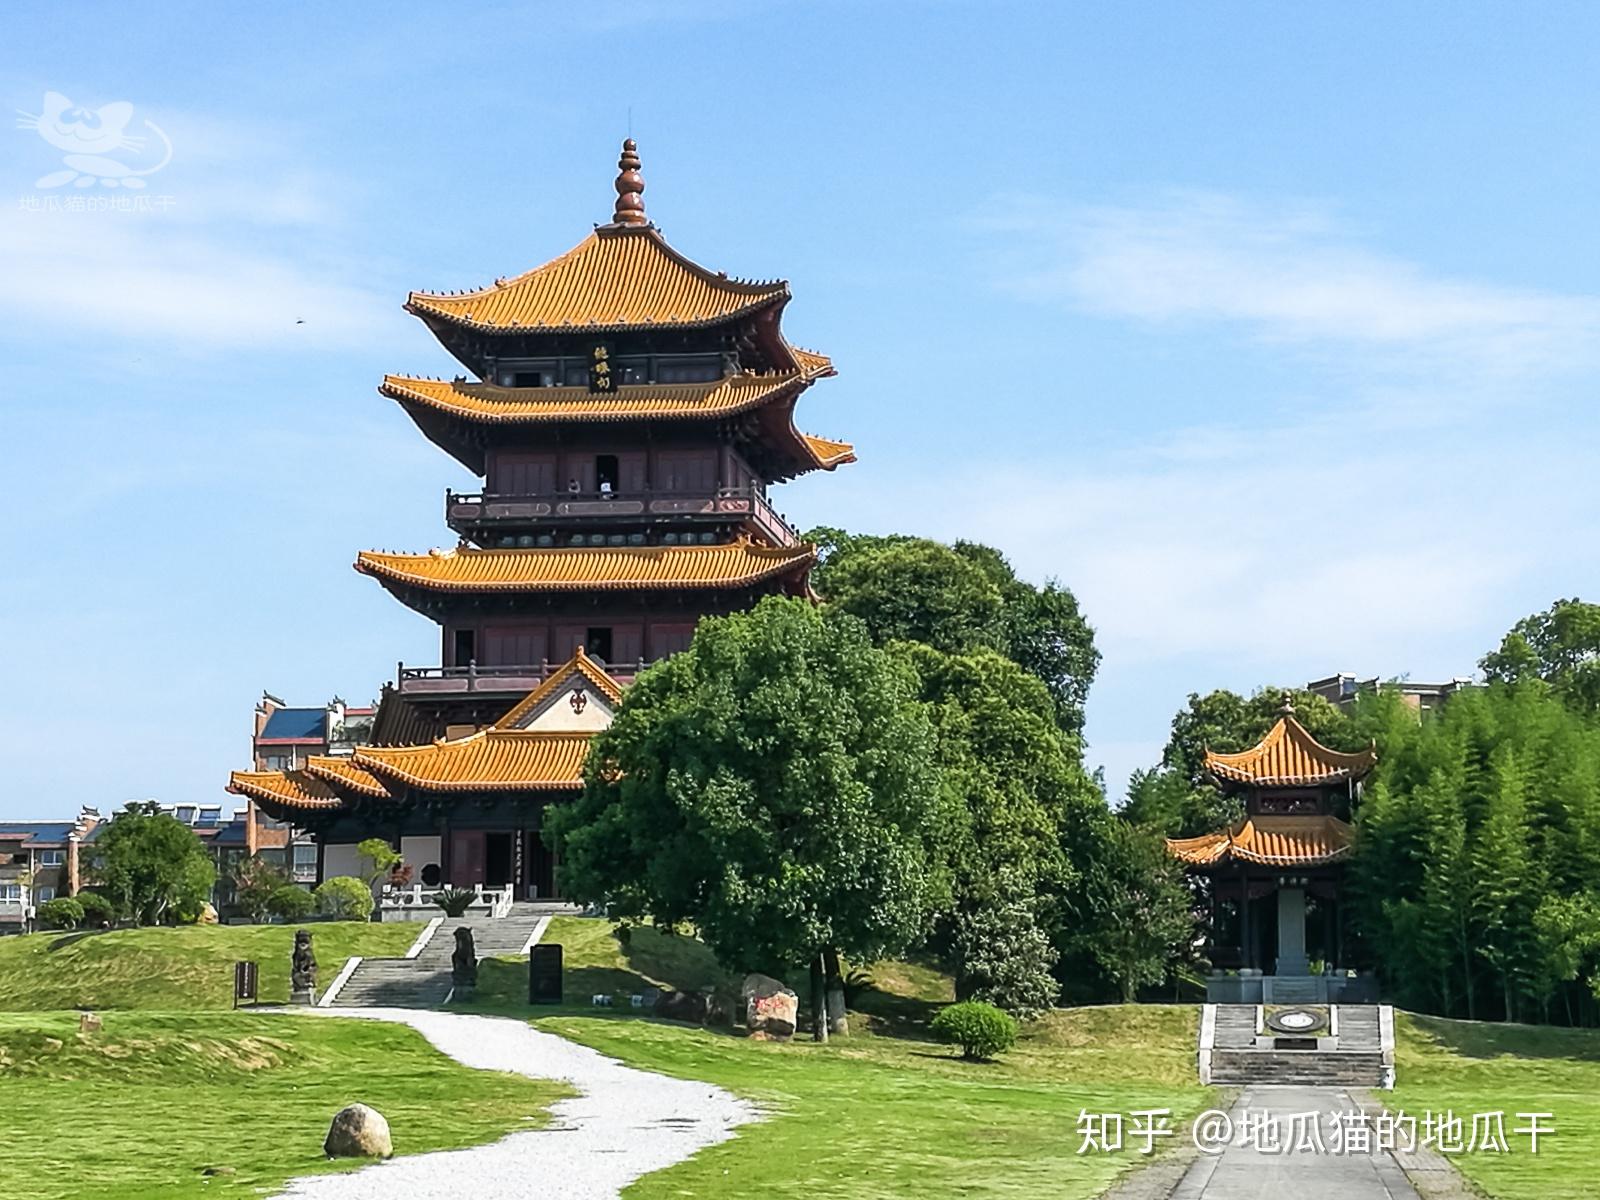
1213, 1004, 1259, 1048
1210, 1049, 1386, 1086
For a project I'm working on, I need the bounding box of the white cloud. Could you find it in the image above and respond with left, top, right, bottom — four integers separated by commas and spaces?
983, 191, 1600, 378
3, 98, 399, 352
0, 208, 394, 349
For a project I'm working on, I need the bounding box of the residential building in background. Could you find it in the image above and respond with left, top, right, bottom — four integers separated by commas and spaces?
1304, 673, 1474, 714
253, 693, 376, 771
0, 809, 101, 932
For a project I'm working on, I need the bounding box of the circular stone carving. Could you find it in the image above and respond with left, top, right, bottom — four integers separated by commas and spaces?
1265, 1007, 1327, 1034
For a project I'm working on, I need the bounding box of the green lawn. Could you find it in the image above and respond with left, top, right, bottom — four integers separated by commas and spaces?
475, 915, 734, 1008
0, 1009, 569, 1200
1392, 1013, 1600, 1200
470, 917, 1215, 1199
0, 922, 417, 1010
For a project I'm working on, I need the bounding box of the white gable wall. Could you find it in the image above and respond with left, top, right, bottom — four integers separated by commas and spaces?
513, 682, 616, 732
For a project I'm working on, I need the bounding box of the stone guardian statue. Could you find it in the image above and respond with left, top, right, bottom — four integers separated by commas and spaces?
291, 929, 317, 1004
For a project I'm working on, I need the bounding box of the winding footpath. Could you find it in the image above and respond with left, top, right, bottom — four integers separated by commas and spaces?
272, 1008, 758, 1200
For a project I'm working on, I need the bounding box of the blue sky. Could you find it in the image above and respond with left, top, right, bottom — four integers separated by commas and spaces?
3, 1, 1598, 818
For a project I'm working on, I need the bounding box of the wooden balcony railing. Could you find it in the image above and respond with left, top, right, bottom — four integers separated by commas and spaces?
445, 484, 799, 547
397, 660, 651, 696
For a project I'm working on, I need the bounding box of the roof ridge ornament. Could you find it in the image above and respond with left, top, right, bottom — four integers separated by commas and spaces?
610, 138, 648, 227
1278, 691, 1296, 716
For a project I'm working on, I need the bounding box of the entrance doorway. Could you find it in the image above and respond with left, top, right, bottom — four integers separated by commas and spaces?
527, 830, 558, 900
485, 832, 514, 888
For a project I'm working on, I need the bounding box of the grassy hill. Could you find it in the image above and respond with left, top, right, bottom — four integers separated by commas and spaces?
0, 1009, 567, 1199
470, 917, 1212, 1199
0, 922, 417, 1010
1393, 1013, 1600, 1200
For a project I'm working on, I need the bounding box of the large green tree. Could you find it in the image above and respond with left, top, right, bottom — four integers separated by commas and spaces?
895, 643, 1092, 1014
1058, 817, 1195, 1003
548, 597, 951, 1039
1481, 597, 1600, 715
91, 801, 216, 926
808, 528, 1099, 736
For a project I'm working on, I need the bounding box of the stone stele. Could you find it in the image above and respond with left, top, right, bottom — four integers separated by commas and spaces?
323, 1103, 393, 1159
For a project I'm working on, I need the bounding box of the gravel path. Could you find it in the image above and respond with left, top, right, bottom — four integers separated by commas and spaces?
272, 1008, 759, 1200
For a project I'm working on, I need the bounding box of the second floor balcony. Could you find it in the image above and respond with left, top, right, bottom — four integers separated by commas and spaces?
397, 659, 652, 699
446, 483, 799, 548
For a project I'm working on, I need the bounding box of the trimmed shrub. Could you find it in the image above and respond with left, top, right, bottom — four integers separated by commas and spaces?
74, 891, 115, 926
930, 1000, 1018, 1061
313, 876, 374, 921
37, 897, 85, 930
267, 884, 316, 921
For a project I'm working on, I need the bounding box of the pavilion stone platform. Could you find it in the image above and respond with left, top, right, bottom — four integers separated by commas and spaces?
1167, 698, 1383, 1008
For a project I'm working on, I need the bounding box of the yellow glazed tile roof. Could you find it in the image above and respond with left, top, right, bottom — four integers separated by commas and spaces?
1166, 815, 1356, 868
493, 648, 626, 730
801, 433, 857, 468
1205, 716, 1377, 786
407, 226, 788, 332
381, 372, 809, 424
354, 730, 593, 791
355, 541, 816, 594
787, 345, 833, 375
227, 769, 346, 812
303, 755, 391, 799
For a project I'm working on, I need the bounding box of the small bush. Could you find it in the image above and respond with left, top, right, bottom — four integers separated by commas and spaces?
313, 876, 374, 921
267, 884, 315, 921
74, 892, 115, 926
36, 897, 85, 930
432, 888, 476, 918
930, 1000, 1018, 1062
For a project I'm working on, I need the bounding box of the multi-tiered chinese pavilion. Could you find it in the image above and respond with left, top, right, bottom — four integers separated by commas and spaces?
229, 141, 851, 897
1166, 699, 1376, 1003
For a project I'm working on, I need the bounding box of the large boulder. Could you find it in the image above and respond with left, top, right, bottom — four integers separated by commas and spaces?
323, 1103, 393, 1159
742, 973, 798, 1041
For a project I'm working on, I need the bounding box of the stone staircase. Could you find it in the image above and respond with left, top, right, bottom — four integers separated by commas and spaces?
1203, 1004, 1392, 1088
325, 902, 572, 1009
1214, 1003, 1259, 1048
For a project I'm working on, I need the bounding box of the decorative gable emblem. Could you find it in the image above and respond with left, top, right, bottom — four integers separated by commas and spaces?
569, 687, 588, 714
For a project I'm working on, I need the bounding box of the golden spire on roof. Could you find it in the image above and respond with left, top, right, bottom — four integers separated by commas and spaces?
611, 138, 647, 227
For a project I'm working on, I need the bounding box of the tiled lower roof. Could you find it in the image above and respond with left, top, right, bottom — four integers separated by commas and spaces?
355, 541, 815, 594
354, 730, 592, 792
1166, 815, 1355, 868
227, 770, 345, 812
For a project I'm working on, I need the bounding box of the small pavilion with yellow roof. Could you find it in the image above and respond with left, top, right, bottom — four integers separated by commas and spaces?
228, 140, 851, 901
1166, 698, 1376, 1003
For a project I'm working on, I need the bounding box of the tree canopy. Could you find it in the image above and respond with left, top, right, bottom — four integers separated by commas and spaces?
1481, 597, 1600, 715
90, 801, 216, 925
549, 596, 951, 977
807, 528, 1099, 736
894, 643, 1086, 1014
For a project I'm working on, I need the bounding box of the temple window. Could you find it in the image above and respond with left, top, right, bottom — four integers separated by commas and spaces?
585, 627, 614, 662
596, 454, 620, 494
453, 628, 476, 666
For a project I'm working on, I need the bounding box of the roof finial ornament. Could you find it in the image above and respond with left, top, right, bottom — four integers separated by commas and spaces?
611, 138, 647, 227
1279, 691, 1296, 716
